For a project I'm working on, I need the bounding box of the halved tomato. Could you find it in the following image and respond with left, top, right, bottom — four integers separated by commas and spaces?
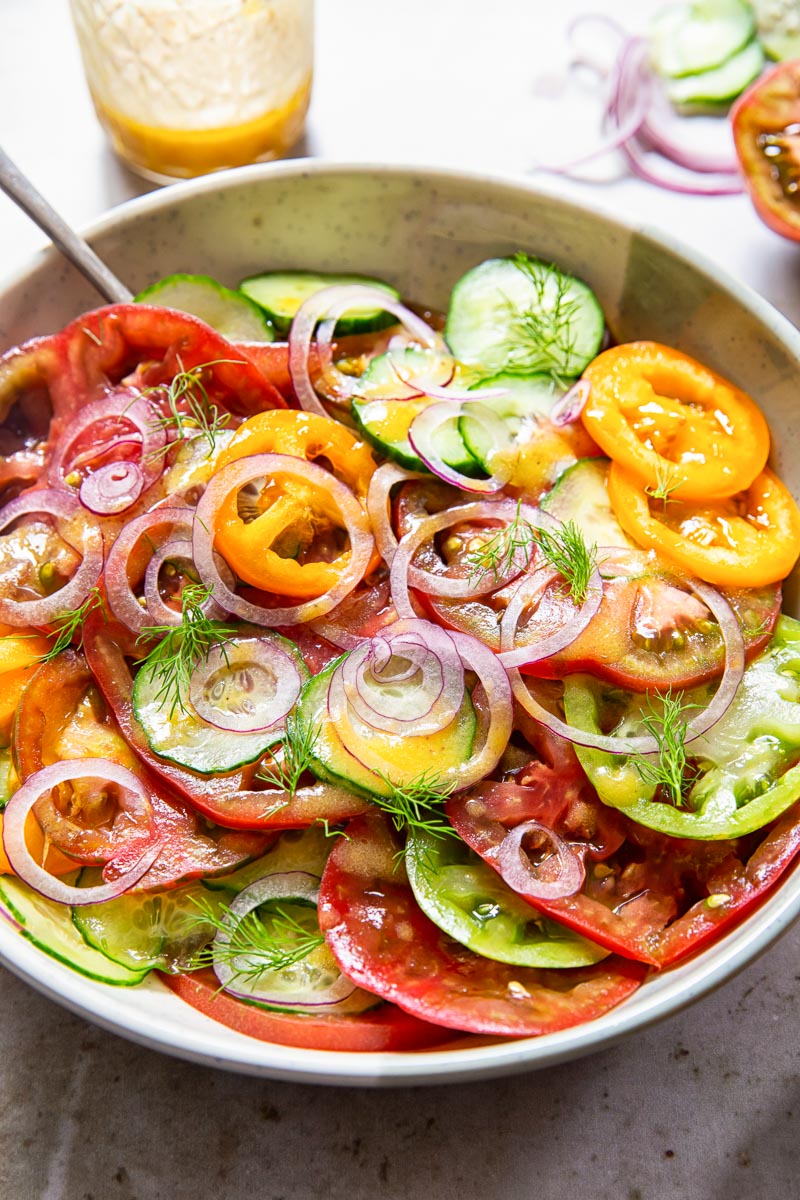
318, 811, 645, 1036
448, 763, 800, 968
732, 59, 800, 242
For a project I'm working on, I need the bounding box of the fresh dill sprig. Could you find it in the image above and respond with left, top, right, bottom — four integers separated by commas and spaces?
187, 897, 325, 986
533, 520, 597, 605
36, 586, 106, 664
136, 582, 237, 717
372, 770, 458, 842
466, 499, 537, 584
632, 690, 698, 808
143, 360, 234, 460
645, 460, 683, 505
256, 718, 320, 796
495, 255, 582, 384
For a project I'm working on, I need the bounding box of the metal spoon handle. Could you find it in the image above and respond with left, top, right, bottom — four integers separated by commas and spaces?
0, 146, 132, 304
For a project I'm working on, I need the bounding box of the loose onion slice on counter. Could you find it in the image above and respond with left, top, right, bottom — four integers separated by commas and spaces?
0, 489, 103, 626
192, 452, 374, 626
2, 760, 161, 906
289, 284, 445, 416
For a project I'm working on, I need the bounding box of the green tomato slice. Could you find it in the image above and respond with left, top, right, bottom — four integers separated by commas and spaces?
405, 828, 609, 968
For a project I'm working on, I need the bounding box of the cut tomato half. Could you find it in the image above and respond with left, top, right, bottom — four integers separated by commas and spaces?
318, 812, 645, 1036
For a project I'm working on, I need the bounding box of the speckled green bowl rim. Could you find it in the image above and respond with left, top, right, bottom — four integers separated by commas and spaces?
1, 160, 799, 1087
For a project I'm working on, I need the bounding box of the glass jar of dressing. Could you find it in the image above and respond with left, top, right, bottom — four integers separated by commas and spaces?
69, 0, 314, 183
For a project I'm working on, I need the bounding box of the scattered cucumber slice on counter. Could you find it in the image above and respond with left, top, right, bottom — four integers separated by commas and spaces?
541, 457, 636, 550
459, 374, 562, 473
351, 347, 484, 476
135, 273, 275, 342
239, 270, 401, 335
754, 0, 800, 60
0, 876, 148, 986
406, 829, 610, 968
445, 255, 604, 381
72, 873, 222, 974
665, 37, 764, 108
649, 0, 755, 78
132, 629, 308, 775
295, 658, 477, 800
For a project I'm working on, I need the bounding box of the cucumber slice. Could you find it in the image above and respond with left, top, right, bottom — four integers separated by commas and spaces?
649, 0, 755, 77
203, 827, 333, 894
132, 630, 308, 775
406, 829, 609, 968
754, 0, 800, 60
445, 256, 604, 380
0, 876, 147, 986
135, 273, 275, 342
239, 271, 401, 335
295, 658, 477, 800
0, 746, 14, 811
459, 374, 562, 472
541, 458, 636, 550
665, 37, 764, 107
352, 347, 455, 401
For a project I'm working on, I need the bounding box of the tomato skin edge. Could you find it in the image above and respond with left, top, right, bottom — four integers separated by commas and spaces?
731, 60, 800, 243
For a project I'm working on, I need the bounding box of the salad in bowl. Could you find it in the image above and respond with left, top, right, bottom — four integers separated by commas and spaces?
1, 243, 799, 1059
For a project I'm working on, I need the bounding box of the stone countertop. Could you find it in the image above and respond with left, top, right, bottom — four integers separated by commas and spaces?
0, 2, 799, 1197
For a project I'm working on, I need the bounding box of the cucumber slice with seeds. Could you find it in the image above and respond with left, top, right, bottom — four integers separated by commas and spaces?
665, 37, 764, 108
459, 374, 563, 473
0, 876, 148, 986
239, 271, 400, 335
541, 457, 636, 549
135, 273, 275, 342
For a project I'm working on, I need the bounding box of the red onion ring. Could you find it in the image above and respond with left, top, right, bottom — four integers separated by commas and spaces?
365, 462, 425, 568
496, 819, 585, 900
2, 759, 161, 906
213, 870, 358, 1009
104, 507, 194, 635
550, 379, 591, 427
48, 391, 166, 492
142, 537, 232, 627
289, 284, 444, 416
192, 453, 374, 626
0, 489, 103, 627
510, 578, 745, 755
389, 498, 550, 620
79, 460, 144, 515
498, 562, 604, 668
189, 636, 303, 733
408, 401, 513, 493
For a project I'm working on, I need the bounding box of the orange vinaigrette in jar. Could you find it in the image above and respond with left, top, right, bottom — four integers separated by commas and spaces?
69, 0, 314, 182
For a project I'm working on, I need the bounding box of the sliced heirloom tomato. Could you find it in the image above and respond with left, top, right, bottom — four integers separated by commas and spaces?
82, 611, 370, 832
160, 968, 448, 1052
732, 59, 800, 242
607, 463, 800, 588
448, 762, 800, 967
581, 343, 770, 502
236, 326, 403, 405
13, 649, 271, 887
318, 812, 645, 1036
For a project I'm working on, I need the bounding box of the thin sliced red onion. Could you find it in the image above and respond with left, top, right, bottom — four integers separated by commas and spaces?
189, 636, 302, 733
389, 498, 550, 620
511, 578, 744, 755
289, 284, 444, 415
550, 379, 591, 427
48, 391, 166, 492
2, 759, 161, 906
0, 489, 103, 627
142, 537, 232, 627
408, 401, 512, 493
104, 507, 193, 635
497, 819, 585, 899
498, 563, 604, 668
329, 620, 465, 737
192, 453, 374, 626
640, 90, 740, 175
213, 871, 357, 1009
79, 460, 144, 515
366, 462, 425, 567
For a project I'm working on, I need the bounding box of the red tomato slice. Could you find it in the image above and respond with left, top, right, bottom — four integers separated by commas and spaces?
448, 764, 800, 968
82, 612, 370, 832
60, 304, 287, 416
160, 968, 448, 1052
318, 811, 645, 1036
14, 649, 270, 888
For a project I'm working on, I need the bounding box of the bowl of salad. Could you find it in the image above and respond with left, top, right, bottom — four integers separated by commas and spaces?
1, 161, 800, 1086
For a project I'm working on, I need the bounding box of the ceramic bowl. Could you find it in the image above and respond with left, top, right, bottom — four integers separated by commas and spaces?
2, 161, 799, 1086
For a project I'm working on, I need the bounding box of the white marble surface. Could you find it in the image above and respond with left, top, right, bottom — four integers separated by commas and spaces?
1, 1, 799, 1197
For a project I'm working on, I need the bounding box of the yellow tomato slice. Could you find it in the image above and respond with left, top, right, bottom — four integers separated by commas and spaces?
582, 342, 770, 502
607, 463, 800, 587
